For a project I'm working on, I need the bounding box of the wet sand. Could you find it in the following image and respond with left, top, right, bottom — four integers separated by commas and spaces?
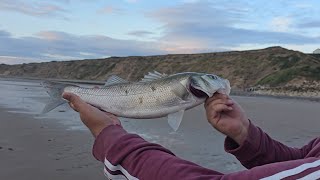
0, 107, 104, 180
0, 78, 320, 179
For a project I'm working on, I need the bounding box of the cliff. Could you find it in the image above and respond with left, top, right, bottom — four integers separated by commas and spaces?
1, 46, 320, 97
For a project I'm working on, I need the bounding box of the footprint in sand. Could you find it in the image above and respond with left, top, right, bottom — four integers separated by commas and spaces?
1, 147, 14, 151
56, 169, 66, 171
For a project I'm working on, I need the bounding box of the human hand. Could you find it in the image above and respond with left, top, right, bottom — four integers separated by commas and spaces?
204, 93, 249, 145
62, 92, 121, 138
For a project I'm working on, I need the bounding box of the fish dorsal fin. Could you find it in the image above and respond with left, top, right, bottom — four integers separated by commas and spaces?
104, 75, 128, 87
140, 71, 167, 83
168, 110, 185, 131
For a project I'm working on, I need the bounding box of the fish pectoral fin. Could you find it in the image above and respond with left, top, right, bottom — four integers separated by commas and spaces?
104, 75, 128, 87
167, 110, 185, 131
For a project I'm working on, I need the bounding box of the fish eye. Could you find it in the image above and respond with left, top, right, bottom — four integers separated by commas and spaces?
208, 75, 217, 79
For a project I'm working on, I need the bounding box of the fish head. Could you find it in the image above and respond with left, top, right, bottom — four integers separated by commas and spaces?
189, 74, 231, 98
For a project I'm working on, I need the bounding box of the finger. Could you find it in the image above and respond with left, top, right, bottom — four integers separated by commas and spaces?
212, 99, 233, 106
89, 104, 104, 111
68, 102, 78, 112
62, 92, 75, 101
207, 103, 233, 113
103, 112, 119, 121
205, 97, 233, 108
213, 92, 230, 99
207, 105, 232, 125
62, 92, 87, 111
214, 104, 233, 112
104, 112, 121, 125
205, 93, 230, 107
205, 103, 232, 123
104, 112, 116, 117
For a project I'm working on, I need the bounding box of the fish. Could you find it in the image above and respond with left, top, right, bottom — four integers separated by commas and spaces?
41, 71, 231, 131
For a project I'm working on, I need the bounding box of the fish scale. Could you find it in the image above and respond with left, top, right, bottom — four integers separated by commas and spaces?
42, 72, 230, 130
65, 80, 190, 118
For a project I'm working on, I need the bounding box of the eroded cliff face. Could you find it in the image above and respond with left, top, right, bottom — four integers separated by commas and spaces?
0, 46, 319, 97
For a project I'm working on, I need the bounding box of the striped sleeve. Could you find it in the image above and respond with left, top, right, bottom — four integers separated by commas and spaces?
92, 125, 320, 180
225, 121, 317, 169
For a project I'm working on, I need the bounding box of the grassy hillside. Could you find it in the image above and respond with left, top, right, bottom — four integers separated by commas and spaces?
0, 46, 320, 92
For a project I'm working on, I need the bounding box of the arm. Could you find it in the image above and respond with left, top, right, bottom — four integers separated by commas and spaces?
93, 125, 224, 180
63, 92, 320, 180
204, 94, 317, 168
224, 121, 318, 169
62, 93, 225, 179
94, 125, 320, 180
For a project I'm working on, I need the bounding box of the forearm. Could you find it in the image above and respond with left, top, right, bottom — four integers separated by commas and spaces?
93, 125, 225, 179
92, 125, 320, 180
225, 121, 312, 168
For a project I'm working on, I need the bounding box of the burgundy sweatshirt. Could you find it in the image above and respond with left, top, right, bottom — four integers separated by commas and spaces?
93, 122, 320, 180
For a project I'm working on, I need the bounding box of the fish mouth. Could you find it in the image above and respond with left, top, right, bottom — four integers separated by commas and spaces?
189, 84, 209, 98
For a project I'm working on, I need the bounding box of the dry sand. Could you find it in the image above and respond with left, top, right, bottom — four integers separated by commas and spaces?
0, 78, 320, 179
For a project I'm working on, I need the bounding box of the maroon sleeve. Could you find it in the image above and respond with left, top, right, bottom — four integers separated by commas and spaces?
225, 121, 318, 169
93, 125, 320, 180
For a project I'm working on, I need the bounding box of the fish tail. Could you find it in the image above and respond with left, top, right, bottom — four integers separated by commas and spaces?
41, 81, 76, 114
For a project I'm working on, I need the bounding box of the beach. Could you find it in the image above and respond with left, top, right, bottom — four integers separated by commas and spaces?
0, 107, 104, 179
0, 78, 320, 179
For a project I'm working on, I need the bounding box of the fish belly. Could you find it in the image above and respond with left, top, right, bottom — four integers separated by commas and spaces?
64, 84, 198, 119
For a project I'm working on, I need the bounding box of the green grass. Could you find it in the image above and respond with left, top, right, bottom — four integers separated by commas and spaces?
257, 68, 299, 86
270, 55, 301, 70
300, 66, 320, 80
279, 55, 300, 69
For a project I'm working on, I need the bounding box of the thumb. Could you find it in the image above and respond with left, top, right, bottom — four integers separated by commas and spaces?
62, 92, 86, 111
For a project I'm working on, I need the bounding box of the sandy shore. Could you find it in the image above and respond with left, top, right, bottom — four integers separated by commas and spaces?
0, 78, 320, 179
0, 107, 104, 180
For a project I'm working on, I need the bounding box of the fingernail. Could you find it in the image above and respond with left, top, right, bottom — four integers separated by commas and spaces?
227, 100, 233, 104
62, 93, 67, 98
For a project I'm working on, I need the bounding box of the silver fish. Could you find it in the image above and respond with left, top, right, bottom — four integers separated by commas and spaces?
42, 71, 231, 131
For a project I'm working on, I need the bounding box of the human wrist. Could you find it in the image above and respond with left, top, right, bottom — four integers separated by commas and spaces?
83, 119, 115, 138
90, 123, 112, 138
232, 127, 248, 145
231, 121, 249, 145
80, 114, 121, 138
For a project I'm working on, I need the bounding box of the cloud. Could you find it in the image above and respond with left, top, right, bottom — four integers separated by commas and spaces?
181, 0, 200, 3
127, 30, 154, 37
149, 1, 248, 28
0, 29, 167, 64
97, 6, 124, 14
270, 17, 292, 32
148, 1, 319, 50
0, 0, 66, 18
1, 1, 320, 64
0, 56, 43, 65
35, 31, 65, 40
297, 20, 320, 28
293, 2, 313, 9
125, 0, 139, 3
0, 30, 11, 37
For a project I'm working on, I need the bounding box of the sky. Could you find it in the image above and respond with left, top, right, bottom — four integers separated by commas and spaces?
0, 0, 320, 64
